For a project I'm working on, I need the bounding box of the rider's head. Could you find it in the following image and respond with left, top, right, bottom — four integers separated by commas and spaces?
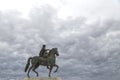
42, 44, 46, 48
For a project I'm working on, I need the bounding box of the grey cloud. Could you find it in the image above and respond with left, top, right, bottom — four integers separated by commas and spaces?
0, 6, 120, 80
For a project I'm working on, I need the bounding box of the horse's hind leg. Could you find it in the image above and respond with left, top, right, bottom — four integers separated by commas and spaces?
27, 66, 33, 78
32, 65, 39, 77
54, 64, 59, 73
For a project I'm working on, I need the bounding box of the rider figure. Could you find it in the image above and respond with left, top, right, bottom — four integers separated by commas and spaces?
39, 44, 50, 68
39, 44, 49, 58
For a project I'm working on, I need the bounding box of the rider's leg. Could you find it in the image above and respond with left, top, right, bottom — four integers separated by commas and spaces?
46, 59, 50, 69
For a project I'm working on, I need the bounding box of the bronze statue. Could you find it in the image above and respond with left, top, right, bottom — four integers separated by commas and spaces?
24, 48, 59, 78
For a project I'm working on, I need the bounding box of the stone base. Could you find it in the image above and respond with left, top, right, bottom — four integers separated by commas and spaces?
24, 77, 61, 80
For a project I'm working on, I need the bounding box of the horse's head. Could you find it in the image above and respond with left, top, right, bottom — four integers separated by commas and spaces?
54, 48, 59, 56
48, 48, 59, 56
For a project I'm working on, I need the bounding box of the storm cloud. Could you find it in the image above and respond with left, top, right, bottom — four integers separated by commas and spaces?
0, 5, 120, 80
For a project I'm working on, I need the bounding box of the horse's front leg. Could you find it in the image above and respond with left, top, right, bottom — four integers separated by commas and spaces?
49, 66, 53, 77
54, 64, 59, 73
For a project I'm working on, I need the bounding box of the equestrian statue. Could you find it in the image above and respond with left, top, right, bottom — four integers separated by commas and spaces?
24, 45, 59, 77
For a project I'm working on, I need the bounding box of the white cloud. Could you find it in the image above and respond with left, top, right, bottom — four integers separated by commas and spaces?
58, 0, 120, 20
0, 0, 120, 20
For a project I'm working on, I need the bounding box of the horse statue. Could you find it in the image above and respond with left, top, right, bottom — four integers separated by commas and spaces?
24, 48, 59, 77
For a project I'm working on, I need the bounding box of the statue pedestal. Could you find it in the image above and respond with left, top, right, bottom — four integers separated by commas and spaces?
24, 77, 62, 80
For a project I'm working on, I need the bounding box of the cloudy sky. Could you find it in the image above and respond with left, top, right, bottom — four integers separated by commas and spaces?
0, 0, 120, 80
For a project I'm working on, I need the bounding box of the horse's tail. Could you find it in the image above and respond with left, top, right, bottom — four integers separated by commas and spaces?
24, 57, 32, 72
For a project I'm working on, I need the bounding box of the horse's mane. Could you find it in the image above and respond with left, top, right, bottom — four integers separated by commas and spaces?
48, 49, 53, 56
48, 48, 56, 56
